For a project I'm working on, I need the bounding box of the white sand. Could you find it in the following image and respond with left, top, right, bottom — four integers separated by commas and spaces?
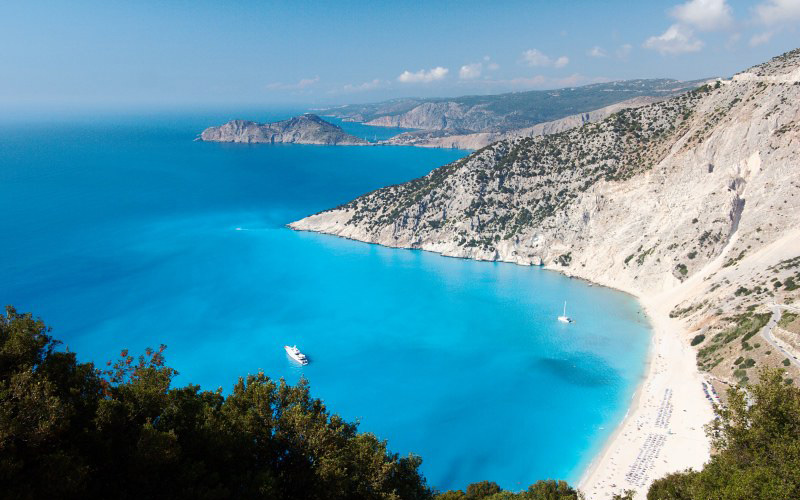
578, 229, 800, 499
577, 294, 714, 500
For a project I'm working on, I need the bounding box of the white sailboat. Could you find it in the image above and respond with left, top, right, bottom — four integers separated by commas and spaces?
558, 301, 573, 323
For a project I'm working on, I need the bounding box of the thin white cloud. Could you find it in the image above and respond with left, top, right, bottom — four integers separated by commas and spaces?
671, 0, 733, 31
265, 76, 320, 91
506, 73, 602, 89
509, 75, 547, 86
588, 46, 608, 57
749, 31, 774, 46
754, 0, 800, 25
483, 56, 500, 72
521, 49, 551, 67
342, 79, 387, 92
644, 24, 704, 54
459, 63, 483, 80
397, 67, 449, 83
616, 44, 633, 59
521, 49, 569, 68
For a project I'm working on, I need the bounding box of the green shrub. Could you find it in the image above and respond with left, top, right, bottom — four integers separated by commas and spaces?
779, 312, 798, 328
691, 334, 706, 346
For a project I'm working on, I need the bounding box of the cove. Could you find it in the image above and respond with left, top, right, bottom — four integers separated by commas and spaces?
0, 111, 650, 491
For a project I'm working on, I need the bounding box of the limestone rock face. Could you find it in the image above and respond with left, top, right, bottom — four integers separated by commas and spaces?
199, 114, 369, 146
292, 49, 800, 301
380, 97, 665, 150
365, 101, 492, 131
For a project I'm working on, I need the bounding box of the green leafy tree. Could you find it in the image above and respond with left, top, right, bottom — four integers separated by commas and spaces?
435, 479, 580, 500
0, 306, 430, 500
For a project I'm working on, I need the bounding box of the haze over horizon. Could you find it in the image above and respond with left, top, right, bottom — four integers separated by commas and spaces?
2, 0, 799, 111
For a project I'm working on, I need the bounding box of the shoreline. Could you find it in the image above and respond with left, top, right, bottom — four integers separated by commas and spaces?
576, 295, 713, 499
287, 223, 722, 500
291, 227, 715, 499
576, 330, 652, 494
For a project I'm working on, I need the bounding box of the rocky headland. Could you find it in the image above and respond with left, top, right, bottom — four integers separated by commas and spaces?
291, 49, 800, 499
199, 113, 369, 145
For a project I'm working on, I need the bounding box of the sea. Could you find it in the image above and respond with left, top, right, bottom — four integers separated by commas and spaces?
0, 109, 651, 491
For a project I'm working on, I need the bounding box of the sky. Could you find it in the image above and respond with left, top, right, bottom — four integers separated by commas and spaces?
1, 0, 799, 110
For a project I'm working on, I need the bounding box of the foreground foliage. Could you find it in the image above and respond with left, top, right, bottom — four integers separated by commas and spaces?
0, 306, 428, 500
434, 479, 580, 500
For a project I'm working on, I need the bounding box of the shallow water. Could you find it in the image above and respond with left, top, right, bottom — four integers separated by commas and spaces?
0, 111, 650, 491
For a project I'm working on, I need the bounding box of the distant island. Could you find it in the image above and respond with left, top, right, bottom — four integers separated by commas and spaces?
199, 113, 369, 145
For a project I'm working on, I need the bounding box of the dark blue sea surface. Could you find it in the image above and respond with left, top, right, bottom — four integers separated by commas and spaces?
0, 111, 650, 491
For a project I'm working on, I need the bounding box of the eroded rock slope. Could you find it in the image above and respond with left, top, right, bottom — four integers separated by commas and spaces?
293, 49, 800, 384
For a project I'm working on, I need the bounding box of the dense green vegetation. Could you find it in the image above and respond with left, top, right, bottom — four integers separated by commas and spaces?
434, 479, 580, 500
646, 369, 800, 500
0, 306, 429, 500
3, 306, 800, 499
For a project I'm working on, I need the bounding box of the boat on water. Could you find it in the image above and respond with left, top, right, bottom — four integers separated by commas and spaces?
557, 301, 573, 323
284, 345, 309, 365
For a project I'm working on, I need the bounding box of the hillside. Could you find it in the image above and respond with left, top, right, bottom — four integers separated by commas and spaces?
292, 48, 800, 498
199, 113, 369, 145
379, 96, 664, 150
320, 79, 705, 133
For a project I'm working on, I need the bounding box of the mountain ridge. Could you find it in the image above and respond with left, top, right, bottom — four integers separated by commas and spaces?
320, 79, 707, 133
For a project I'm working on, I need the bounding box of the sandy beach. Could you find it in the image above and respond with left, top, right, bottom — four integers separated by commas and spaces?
577, 294, 715, 500
577, 228, 800, 499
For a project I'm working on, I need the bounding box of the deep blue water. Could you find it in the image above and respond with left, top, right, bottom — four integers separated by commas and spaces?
0, 111, 650, 491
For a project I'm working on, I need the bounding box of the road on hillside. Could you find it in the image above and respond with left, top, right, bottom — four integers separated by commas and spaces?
760, 304, 800, 370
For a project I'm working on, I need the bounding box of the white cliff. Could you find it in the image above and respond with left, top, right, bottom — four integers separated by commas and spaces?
291, 49, 800, 498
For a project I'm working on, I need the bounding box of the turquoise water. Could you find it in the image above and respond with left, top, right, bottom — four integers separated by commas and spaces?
0, 111, 650, 491
322, 115, 414, 141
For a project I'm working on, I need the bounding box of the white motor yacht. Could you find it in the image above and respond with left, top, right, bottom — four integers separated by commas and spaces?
284, 345, 309, 365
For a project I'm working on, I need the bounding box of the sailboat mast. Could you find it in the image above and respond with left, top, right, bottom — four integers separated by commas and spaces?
563, 301, 567, 316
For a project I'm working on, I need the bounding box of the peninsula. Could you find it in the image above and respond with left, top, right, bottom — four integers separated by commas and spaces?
199, 113, 369, 145
291, 48, 800, 498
